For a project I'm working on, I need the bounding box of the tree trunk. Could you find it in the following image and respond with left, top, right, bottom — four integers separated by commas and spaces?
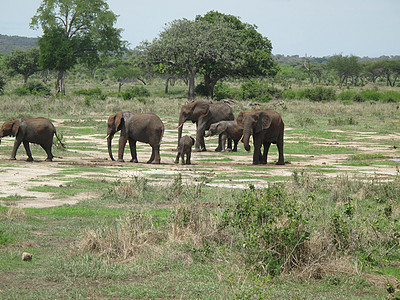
56, 70, 65, 95
165, 75, 171, 94
187, 67, 196, 100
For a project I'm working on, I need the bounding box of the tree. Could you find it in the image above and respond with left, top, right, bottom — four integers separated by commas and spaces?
196, 11, 278, 98
328, 55, 360, 87
111, 64, 143, 93
30, 0, 126, 94
137, 12, 277, 100
3, 48, 40, 84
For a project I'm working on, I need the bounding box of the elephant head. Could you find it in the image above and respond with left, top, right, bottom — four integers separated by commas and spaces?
178, 100, 210, 142
205, 121, 227, 137
106, 112, 124, 161
0, 119, 21, 144
239, 110, 272, 152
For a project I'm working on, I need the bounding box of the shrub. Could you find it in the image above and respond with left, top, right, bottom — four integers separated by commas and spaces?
241, 81, 281, 102
360, 89, 381, 102
73, 87, 102, 96
14, 82, 51, 96
282, 89, 297, 100
337, 90, 357, 101
304, 86, 336, 102
0, 74, 5, 94
213, 82, 233, 100
121, 86, 150, 100
381, 91, 400, 103
221, 184, 310, 276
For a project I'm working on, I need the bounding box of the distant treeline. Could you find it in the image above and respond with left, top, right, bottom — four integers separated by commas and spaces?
1, 34, 399, 63
0, 34, 38, 55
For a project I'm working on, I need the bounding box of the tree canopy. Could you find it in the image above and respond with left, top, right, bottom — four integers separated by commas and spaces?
30, 0, 126, 94
2, 48, 40, 84
136, 11, 278, 99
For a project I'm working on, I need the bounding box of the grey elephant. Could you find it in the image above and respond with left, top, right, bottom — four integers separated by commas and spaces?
175, 135, 195, 165
107, 112, 164, 164
205, 120, 243, 152
177, 100, 234, 152
237, 109, 285, 165
0, 117, 64, 161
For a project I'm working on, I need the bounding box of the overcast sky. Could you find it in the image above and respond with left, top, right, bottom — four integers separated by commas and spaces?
1, 0, 399, 57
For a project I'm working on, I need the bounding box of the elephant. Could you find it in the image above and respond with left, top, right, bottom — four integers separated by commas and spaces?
0, 117, 64, 161
205, 120, 243, 152
237, 109, 285, 165
177, 100, 234, 152
107, 112, 164, 164
175, 135, 195, 165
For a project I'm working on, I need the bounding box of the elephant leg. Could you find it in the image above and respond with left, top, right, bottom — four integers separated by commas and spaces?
175, 151, 180, 164
252, 139, 262, 164
128, 139, 138, 163
42, 140, 54, 162
10, 138, 23, 160
186, 152, 191, 164
262, 142, 271, 164
216, 133, 227, 152
227, 137, 233, 150
148, 145, 160, 164
276, 133, 285, 165
117, 135, 128, 162
195, 121, 207, 152
23, 141, 34, 162
233, 140, 238, 152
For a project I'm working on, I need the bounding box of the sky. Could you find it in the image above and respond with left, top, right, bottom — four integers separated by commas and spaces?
1, 0, 399, 58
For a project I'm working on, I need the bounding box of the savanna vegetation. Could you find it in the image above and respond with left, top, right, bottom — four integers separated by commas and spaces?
0, 1, 399, 299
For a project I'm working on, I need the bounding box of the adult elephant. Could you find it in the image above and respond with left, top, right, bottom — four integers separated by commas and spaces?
107, 112, 164, 164
0, 117, 64, 161
237, 109, 285, 165
178, 100, 234, 152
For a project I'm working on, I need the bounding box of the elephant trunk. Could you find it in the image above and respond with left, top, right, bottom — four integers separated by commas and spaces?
177, 115, 186, 144
242, 127, 252, 152
107, 132, 115, 161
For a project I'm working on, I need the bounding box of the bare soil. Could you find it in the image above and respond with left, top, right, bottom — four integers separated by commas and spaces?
0, 122, 399, 208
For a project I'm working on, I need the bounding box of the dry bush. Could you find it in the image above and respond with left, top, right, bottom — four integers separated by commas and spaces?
78, 212, 165, 261
0, 207, 26, 220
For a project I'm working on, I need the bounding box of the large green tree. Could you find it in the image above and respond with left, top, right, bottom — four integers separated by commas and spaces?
3, 48, 40, 84
196, 11, 278, 98
30, 0, 126, 94
137, 12, 277, 100
328, 55, 361, 87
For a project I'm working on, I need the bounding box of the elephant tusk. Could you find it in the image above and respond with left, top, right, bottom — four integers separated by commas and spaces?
177, 123, 183, 129
239, 135, 244, 142
105, 134, 110, 140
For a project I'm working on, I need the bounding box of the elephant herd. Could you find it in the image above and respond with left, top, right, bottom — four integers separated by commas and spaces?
0, 100, 285, 166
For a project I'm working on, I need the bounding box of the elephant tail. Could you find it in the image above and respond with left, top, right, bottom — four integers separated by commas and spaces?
54, 131, 66, 149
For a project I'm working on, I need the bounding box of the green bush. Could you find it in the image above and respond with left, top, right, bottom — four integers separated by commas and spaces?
381, 91, 400, 103
13, 81, 51, 96
360, 89, 381, 101
213, 82, 233, 100
122, 86, 150, 100
221, 184, 310, 276
73, 87, 102, 96
304, 86, 336, 102
282, 89, 297, 100
338, 90, 358, 101
241, 81, 282, 102
0, 74, 5, 94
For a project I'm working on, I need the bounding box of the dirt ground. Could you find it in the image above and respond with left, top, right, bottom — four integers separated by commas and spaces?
0, 121, 399, 208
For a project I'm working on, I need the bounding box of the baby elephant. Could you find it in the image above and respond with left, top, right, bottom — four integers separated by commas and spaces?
0, 117, 64, 161
175, 135, 195, 165
206, 120, 243, 152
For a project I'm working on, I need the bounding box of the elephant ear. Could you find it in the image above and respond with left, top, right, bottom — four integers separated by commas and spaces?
192, 101, 210, 120
255, 111, 272, 133
114, 112, 124, 131
215, 122, 228, 135
236, 111, 245, 126
11, 119, 21, 136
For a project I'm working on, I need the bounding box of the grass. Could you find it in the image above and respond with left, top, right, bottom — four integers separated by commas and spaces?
0, 78, 399, 298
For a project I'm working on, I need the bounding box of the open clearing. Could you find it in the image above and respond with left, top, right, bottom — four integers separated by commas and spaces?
1, 118, 399, 208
